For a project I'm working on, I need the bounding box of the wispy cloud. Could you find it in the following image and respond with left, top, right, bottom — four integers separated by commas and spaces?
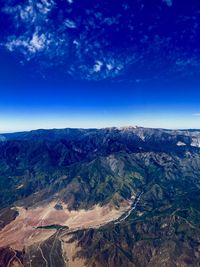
1, 0, 200, 82
64, 19, 77, 29
6, 32, 47, 54
1, 0, 144, 81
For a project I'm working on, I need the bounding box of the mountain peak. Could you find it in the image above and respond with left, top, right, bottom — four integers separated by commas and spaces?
118, 125, 139, 130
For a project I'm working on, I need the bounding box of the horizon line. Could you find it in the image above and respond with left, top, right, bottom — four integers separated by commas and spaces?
0, 125, 199, 134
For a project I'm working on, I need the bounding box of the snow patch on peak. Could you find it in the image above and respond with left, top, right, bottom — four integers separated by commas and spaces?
191, 138, 200, 148
176, 141, 186, 146
118, 126, 138, 131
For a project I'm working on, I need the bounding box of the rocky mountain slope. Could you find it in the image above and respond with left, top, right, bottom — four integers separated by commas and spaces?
0, 127, 199, 267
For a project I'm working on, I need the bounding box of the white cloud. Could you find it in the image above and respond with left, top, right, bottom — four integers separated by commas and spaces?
2, 0, 140, 81
19, 5, 35, 22
30, 33, 46, 51
64, 19, 77, 29
6, 39, 28, 52
94, 61, 103, 72
106, 63, 113, 71
6, 33, 46, 54
73, 40, 80, 47
36, 0, 55, 14
4, 0, 54, 23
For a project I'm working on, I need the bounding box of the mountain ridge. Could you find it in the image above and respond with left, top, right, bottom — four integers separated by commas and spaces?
0, 127, 199, 267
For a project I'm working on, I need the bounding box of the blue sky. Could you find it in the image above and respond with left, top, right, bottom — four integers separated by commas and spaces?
0, 0, 200, 132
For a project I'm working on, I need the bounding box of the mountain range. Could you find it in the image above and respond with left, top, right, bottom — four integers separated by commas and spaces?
0, 126, 199, 267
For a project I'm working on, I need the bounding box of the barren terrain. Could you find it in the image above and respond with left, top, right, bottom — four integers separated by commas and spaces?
0, 201, 130, 251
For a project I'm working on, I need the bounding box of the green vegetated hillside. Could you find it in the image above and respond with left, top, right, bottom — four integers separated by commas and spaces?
0, 127, 199, 266
69, 152, 200, 266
